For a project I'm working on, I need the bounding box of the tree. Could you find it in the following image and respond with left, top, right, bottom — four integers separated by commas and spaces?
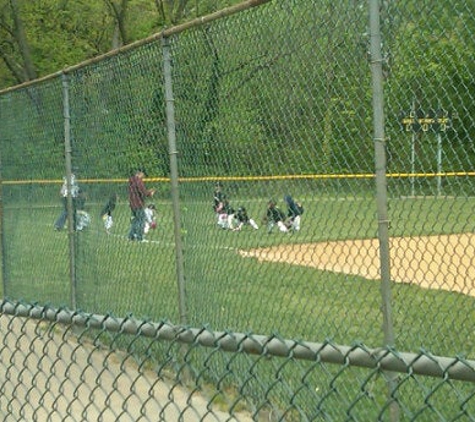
104, 0, 129, 49
154, 0, 237, 26
0, 0, 37, 85
383, 0, 475, 176
0, 0, 242, 90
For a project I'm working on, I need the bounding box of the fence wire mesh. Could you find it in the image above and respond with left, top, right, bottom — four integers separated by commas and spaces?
1, 301, 475, 421
0, 0, 475, 420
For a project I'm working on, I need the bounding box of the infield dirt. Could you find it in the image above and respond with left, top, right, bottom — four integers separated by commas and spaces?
239, 233, 475, 297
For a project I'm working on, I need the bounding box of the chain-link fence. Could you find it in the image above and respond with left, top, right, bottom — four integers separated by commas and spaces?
2, 300, 475, 421
1, 0, 475, 419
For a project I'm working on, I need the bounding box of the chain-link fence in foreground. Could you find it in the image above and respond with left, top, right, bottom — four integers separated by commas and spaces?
1, 0, 475, 419
2, 301, 475, 421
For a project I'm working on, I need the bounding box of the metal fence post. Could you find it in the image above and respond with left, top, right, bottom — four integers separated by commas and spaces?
368, 0, 399, 420
162, 36, 188, 326
61, 72, 77, 310
0, 97, 6, 297
436, 130, 442, 196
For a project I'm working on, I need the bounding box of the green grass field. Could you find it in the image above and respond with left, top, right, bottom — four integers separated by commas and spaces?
2, 193, 475, 419
2, 193, 474, 358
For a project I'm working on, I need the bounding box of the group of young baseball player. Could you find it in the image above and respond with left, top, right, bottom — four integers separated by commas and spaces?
213, 182, 304, 233
55, 177, 302, 237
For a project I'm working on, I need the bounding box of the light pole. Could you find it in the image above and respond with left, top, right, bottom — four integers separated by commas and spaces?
400, 107, 453, 197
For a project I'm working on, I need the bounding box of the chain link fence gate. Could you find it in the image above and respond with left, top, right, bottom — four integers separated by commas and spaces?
0, 0, 475, 420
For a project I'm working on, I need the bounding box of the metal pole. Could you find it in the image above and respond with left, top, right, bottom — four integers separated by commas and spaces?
411, 132, 415, 197
368, 0, 399, 420
61, 73, 77, 310
162, 36, 188, 326
410, 100, 416, 197
437, 131, 442, 196
0, 97, 7, 297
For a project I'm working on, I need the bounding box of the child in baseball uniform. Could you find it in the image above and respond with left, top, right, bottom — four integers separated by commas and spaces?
217, 197, 235, 230
144, 203, 157, 234
284, 195, 304, 232
232, 206, 259, 231
100, 193, 118, 234
213, 182, 225, 220
263, 200, 288, 233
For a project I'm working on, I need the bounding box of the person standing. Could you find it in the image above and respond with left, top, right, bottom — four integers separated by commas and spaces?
143, 203, 157, 235
128, 169, 155, 241
54, 174, 79, 231
100, 193, 118, 234
213, 182, 225, 217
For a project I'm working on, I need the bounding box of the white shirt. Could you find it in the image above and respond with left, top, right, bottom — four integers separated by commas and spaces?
60, 174, 79, 198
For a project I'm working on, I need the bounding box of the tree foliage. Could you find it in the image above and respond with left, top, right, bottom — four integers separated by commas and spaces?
0, 0, 240, 89
383, 1, 475, 174
0, 0, 474, 182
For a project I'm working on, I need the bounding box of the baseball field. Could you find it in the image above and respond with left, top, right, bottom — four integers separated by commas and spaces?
2, 190, 475, 419
1, 190, 475, 357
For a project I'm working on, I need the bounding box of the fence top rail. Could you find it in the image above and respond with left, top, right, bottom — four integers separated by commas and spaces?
2, 300, 475, 383
0, 0, 270, 96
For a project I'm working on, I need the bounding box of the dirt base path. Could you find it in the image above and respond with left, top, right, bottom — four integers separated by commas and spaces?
240, 233, 475, 297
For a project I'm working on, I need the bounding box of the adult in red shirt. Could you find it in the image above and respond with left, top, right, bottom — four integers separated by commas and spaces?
128, 169, 155, 241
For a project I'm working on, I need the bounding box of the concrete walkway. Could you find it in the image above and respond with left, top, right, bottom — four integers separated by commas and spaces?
0, 314, 253, 421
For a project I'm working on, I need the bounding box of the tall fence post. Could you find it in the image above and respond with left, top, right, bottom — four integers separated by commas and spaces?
61, 72, 77, 310
162, 36, 188, 326
0, 97, 6, 297
368, 0, 399, 420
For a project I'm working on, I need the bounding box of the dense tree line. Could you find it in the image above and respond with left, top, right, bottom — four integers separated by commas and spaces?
0, 0, 474, 186
0, 0, 241, 90
383, 1, 475, 178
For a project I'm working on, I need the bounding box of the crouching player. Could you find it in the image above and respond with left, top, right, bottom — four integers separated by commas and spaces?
214, 196, 234, 230
284, 195, 304, 232
232, 206, 259, 231
262, 200, 288, 233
